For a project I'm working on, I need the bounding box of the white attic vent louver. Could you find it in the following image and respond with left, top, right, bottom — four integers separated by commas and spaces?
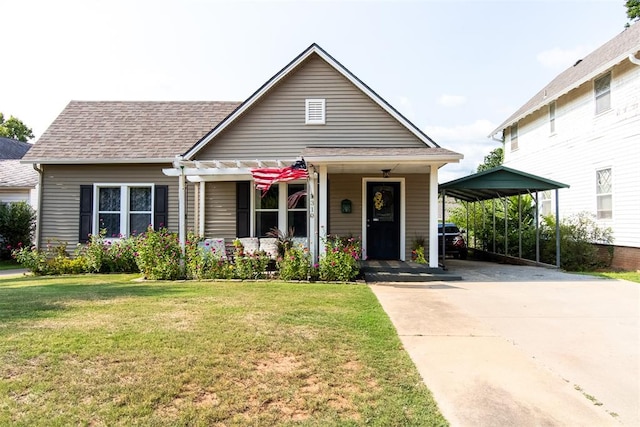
305, 98, 325, 124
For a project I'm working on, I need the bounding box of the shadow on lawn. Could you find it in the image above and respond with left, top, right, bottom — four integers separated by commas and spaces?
0, 275, 189, 325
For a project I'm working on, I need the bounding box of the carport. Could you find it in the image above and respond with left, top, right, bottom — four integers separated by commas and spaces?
439, 166, 569, 269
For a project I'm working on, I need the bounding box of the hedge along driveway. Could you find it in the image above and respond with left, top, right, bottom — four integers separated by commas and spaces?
0, 274, 447, 426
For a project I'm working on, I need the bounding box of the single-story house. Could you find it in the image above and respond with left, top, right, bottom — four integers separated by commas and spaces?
21, 43, 463, 267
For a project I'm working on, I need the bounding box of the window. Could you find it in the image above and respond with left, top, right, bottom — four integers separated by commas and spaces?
96, 185, 153, 237
596, 169, 612, 219
510, 123, 518, 151
539, 190, 552, 217
594, 72, 611, 114
305, 98, 326, 124
549, 101, 556, 133
253, 182, 308, 238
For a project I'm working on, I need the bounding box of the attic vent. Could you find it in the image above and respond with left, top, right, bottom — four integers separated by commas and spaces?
305, 99, 326, 124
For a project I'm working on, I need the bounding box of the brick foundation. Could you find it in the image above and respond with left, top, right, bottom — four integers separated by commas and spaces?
595, 244, 640, 271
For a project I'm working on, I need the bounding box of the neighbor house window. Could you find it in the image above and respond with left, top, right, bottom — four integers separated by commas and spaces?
596, 168, 612, 219
510, 123, 518, 151
305, 98, 326, 124
96, 184, 153, 237
594, 72, 611, 114
253, 182, 308, 237
539, 190, 552, 217
549, 101, 556, 133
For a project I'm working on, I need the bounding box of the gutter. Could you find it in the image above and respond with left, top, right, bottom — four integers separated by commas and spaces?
32, 164, 43, 249
629, 52, 640, 66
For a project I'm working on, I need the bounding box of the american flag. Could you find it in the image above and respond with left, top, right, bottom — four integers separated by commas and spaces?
251, 159, 308, 194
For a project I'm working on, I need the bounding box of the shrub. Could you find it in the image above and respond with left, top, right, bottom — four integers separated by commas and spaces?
84, 231, 139, 273
12, 240, 87, 275
12, 244, 49, 275
318, 235, 361, 282
185, 236, 234, 280
278, 245, 312, 281
412, 246, 427, 264
0, 201, 36, 260
135, 226, 182, 280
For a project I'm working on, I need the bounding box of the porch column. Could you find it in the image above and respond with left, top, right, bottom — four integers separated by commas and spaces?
318, 164, 328, 258
428, 166, 439, 268
199, 181, 206, 236
308, 166, 317, 263
179, 168, 186, 255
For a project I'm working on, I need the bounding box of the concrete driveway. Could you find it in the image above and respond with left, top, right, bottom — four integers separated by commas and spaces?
370, 259, 639, 426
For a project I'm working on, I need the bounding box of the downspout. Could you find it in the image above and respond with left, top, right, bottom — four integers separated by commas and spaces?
32, 164, 43, 248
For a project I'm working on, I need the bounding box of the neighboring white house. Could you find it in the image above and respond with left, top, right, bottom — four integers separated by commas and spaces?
490, 23, 640, 270
0, 137, 39, 208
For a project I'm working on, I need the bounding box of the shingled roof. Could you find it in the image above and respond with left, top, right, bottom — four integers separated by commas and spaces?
491, 22, 640, 136
0, 137, 32, 160
22, 101, 241, 163
0, 160, 38, 188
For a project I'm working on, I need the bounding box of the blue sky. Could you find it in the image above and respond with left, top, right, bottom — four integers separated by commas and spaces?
1, 0, 629, 181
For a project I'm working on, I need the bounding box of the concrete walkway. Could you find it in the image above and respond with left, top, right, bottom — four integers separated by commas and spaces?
370, 259, 639, 426
0, 268, 28, 277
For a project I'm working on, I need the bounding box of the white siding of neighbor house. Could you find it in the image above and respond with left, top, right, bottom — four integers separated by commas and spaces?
38, 164, 192, 248
0, 189, 32, 205
196, 54, 427, 161
504, 58, 640, 249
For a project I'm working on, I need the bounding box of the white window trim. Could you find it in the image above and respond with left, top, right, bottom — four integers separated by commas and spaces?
252, 181, 308, 237
305, 98, 326, 125
595, 168, 613, 220
549, 101, 556, 135
93, 183, 155, 238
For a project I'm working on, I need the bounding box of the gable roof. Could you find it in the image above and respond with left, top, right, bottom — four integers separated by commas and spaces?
0, 137, 31, 160
490, 22, 640, 136
22, 101, 240, 164
0, 159, 38, 188
439, 165, 569, 202
183, 43, 439, 160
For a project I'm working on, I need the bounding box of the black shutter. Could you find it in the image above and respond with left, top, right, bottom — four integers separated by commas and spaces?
154, 185, 168, 230
236, 181, 250, 238
79, 185, 93, 243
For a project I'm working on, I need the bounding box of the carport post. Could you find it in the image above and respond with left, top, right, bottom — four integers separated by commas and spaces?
555, 189, 561, 268
441, 190, 446, 269
518, 194, 522, 258
504, 197, 508, 256
492, 199, 496, 253
535, 192, 540, 263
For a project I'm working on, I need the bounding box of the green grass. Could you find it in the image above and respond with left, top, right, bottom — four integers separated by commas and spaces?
0, 274, 447, 426
588, 271, 640, 283
0, 259, 21, 271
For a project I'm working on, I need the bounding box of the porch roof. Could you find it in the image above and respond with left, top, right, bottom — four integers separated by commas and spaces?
438, 165, 569, 202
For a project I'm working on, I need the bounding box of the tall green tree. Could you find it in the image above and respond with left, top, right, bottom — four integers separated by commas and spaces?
477, 147, 503, 172
0, 113, 34, 142
627, 0, 640, 21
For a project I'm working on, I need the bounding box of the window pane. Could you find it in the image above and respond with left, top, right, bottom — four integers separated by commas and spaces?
130, 213, 151, 235
99, 213, 120, 237
99, 187, 120, 211
255, 185, 279, 209
255, 212, 278, 237
288, 211, 307, 237
287, 184, 307, 209
596, 93, 611, 113
595, 74, 610, 96
597, 169, 611, 193
130, 187, 151, 211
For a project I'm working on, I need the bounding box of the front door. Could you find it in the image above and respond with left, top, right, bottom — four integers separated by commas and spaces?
366, 181, 400, 260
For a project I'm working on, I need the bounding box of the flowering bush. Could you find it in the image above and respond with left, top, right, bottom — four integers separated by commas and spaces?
185, 235, 234, 280
12, 240, 87, 275
318, 235, 361, 282
278, 245, 312, 281
84, 230, 139, 273
233, 240, 270, 280
412, 246, 427, 264
135, 226, 182, 280
11, 243, 49, 275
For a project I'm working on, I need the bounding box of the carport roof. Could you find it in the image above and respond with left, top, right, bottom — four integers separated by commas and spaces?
439, 166, 569, 202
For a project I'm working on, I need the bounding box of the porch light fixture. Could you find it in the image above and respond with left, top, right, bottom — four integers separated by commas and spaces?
381, 169, 391, 178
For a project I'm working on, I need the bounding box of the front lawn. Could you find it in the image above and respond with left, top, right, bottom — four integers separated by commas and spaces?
0, 259, 21, 271
0, 274, 447, 426
589, 270, 640, 283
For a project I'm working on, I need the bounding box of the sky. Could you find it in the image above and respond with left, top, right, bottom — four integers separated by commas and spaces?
1, 0, 631, 182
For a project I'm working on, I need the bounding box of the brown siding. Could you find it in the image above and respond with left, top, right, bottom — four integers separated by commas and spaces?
39, 164, 190, 247
203, 181, 236, 241
405, 174, 430, 260
197, 54, 426, 161
328, 174, 362, 237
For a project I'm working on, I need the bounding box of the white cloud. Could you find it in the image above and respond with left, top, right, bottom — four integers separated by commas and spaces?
536, 44, 595, 71
438, 94, 467, 107
424, 119, 502, 183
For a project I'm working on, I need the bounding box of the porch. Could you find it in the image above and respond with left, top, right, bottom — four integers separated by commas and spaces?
362, 260, 462, 282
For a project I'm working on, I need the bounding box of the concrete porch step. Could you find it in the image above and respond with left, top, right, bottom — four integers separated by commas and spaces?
362, 260, 462, 282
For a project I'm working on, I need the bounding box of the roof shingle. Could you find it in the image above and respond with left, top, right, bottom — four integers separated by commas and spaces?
0, 137, 32, 159
22, 101, 241, 163
0, 160, 38, 188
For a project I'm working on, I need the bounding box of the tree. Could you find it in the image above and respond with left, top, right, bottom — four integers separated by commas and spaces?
627, 0, 640, 21
0, 113, 34, 142
0, 201, 36, 260
476, 147, 503, 172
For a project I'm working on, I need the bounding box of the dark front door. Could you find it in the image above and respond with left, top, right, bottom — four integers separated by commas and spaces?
366, 182, 400, 260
